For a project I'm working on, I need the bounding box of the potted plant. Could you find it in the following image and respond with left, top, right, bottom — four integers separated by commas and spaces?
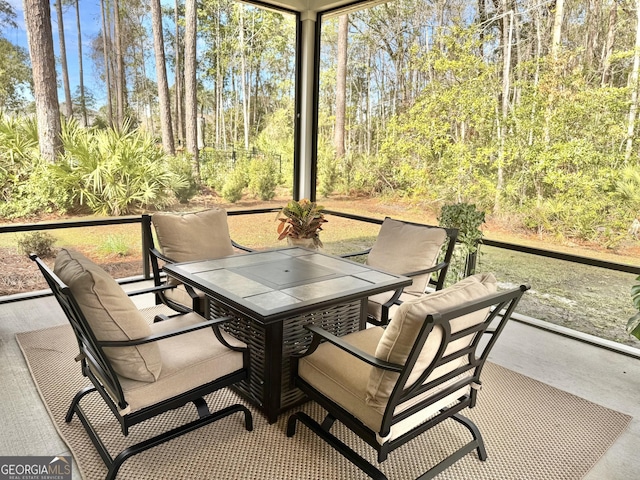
627, 275, 640, 341
277, 198, 328, 249
438, 202, 486, 283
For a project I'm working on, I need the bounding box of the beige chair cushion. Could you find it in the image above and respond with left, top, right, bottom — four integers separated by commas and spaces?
152, 208, 235, 263
299, 328, 382, 431
298, 327, 470, 443
366, 218, 447, 295
54, 248, 162, 382
366, 272, 497, 407
366, 290, 421, 323
163, 283, 206, 309
118, 312, 246, 413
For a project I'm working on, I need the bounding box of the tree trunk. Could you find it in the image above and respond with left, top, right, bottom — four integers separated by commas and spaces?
550, 0, 564, 60
366, 42, 372, 155
100, 0, 113, 126
75, 0, 87, 126
150, 0, 175, 155
113, 0, 126, 128
215, 12, 224, 147
55, 0, 73, 119
543, 0, 564, 144
23, 0, 63, 162
495, 7, 513, 214
478, 0, 486, 57
174, 0, 184, 147
239, 8, 249, 150
528, 4, 542, 147
335, 14, 348, 160
184, 0, 200, 182
601, 4, 617, 87
625, 0, 640, 163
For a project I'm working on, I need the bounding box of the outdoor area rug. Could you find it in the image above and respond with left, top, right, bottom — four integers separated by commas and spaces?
17, 323, 631, 480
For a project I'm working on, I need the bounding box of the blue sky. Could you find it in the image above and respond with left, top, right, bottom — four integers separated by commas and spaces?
7, 0, 110, 107
5, 0, 236, 112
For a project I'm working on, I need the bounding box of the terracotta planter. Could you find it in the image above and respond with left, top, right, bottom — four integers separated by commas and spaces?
286, 237, 320, 250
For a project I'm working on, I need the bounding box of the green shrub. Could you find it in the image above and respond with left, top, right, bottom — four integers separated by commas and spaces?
255, 107, 294, 189
200, 149, 232, 193
248, 156, 279, 201
0, 115, 39, 164
222, 163, 248, 203
318, 155, 338, 198
0, 160, 67, 219
17, 231, 56, 258
54, 120, 186, 216
167, 154, 198, 203
0, 116, 61, 218
98, 235, 130, 257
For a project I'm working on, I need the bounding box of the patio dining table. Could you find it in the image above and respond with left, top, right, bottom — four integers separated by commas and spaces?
163, 247, 411, 423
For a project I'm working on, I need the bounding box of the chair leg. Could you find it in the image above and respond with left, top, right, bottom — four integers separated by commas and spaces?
321, 413, 336, 431
287, 411, 488, 480
416, 413, 487, 480
65, 386, 96, 423
193, 397, 211, 418
287, 412, 388, 480
107, 403, 253, 480
450, 412, 487, 460
69, 387, 253, 480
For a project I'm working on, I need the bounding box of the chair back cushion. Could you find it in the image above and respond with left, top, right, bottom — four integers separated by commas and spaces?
152, 208, 235, 263
54, 248, 162, 382
366, 218, 447, 295
366, 272, 497, 407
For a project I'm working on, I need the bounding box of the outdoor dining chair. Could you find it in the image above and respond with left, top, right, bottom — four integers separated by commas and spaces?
342, 217, 458, 325
287, 273, 528, 479
31, 248, 253, 480
143, 208, 253, 315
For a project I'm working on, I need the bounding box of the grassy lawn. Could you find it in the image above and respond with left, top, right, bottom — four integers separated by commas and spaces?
2, 195, 639, 349
476, 246, 638, 347
2, 222, 143, 258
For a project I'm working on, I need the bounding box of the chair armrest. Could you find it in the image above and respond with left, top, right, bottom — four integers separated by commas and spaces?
297, 324, 402, 373
402, 260, 448, 278
231, 240, 255, 253
151, 252, 205, 314
98, 315, 241, 347
150, 247, 174, 265
125, 284, 176, 297
339, 248, 372, 259
209, 322, 247, 351
380, 261, 449, 309
381, 287, 404, 308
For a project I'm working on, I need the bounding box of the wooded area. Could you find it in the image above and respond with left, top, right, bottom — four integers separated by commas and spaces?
318, 0, 640, 248
3, 0, 640, 246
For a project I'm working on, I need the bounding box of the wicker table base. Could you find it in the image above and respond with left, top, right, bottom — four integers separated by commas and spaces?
211, 298, 364, 423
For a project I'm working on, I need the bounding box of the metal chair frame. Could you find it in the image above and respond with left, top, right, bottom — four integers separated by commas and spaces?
288, 284, 529, 480
31, 254, 253, 480
341, 218, 459, 326
141, 213, 254, 315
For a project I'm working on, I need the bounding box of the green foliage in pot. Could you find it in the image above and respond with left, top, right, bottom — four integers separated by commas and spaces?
276, 199, 328, 247
438, 202, 486, 283
438, 202, 485, 254
627, 276, 640, 341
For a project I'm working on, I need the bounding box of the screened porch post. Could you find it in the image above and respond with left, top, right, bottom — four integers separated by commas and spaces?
295, 11, 319, 201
